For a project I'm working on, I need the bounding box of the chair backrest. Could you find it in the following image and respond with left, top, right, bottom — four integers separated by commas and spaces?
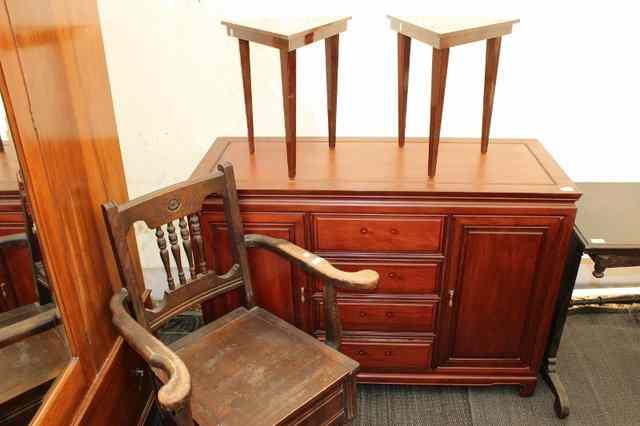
102, 162, 254, 331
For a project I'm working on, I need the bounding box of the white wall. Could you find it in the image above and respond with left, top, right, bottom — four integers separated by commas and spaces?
97, 0, 640, 269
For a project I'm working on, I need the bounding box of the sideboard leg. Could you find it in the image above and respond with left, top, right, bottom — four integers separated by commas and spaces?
280, 48, 297, 179
397, 33, 411, 147
239, 39, 254, 154
325, 34, 339, 149
481, 37, 501, 153
428, 47, 449, 177
518, 382, 537, 397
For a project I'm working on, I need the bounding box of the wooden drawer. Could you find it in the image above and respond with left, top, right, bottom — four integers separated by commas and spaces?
313, 214, 444, 253
317, 301, 437, 333
342, 340, 433, 372
315, 261, 440, 296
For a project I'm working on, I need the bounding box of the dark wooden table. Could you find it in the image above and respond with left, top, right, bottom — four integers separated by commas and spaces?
543, 182, 640, 418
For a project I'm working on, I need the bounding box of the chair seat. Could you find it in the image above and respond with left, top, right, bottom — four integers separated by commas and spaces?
161, 306, 359, 426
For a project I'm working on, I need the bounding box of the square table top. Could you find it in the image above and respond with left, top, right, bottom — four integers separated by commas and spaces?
574, 182, 640, 251
388, 16, 519, 49
222, 16, 351, 51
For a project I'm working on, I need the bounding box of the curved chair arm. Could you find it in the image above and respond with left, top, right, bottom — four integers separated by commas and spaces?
110, 289, 193, 423
244, 234, 379, 291
0, 232, 29, 250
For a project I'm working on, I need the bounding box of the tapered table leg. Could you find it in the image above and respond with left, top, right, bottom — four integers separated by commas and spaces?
280, 49, 297, 179
239, 39, 254, 154
397, 34, 411, 147
325, 35, 339, 149
542, 231, 583, 418
428, 48, 449, 177
481, 37, 501, 154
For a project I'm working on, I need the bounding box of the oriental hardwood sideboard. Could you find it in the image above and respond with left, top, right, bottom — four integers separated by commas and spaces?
192, 137, 580, 396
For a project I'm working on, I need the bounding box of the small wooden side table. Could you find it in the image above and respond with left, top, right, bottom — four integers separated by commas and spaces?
543, 182, 640, 418
222, 17, 351, 179
388, 16, 519, 177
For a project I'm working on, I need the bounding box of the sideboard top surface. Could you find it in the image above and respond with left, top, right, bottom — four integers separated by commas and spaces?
193, 137, 579, 200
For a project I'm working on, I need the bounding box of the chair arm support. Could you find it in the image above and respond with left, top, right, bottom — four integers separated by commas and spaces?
244, 234, 379, 291
110, 289, 192, 415
0, 232, 28, 249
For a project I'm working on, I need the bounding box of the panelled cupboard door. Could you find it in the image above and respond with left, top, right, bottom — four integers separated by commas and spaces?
200, 211, 308, 328
0, 214, 37, 311
436, 215, 566, 372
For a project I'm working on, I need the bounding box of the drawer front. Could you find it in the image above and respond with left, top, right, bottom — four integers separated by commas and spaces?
313, 214, 444, 253
314, 261, 440, 296
317, 301, 437, 333
342, 341, 433, 371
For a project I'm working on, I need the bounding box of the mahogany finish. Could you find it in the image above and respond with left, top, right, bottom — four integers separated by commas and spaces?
104, 163, 378, 425
223, 17, 350, 178
481, 37, 502, 153
0, 146, 36, 313
389, 17, 518, 175
0, 1, 150, 424
195, 137, 579, 395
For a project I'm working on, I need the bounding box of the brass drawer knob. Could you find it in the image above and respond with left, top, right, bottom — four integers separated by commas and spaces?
390, 228, 399, 235
387, 272, 397, 279
360, 227, 368, 234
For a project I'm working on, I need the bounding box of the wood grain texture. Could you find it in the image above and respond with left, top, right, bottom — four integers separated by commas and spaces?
193, 137, 579, 199
481, 37, 502, 153
388, 16, 518, 49
325, 34, 339, 149
428, 48, 449, 177
222, 16, 350, 51
280, 48, 297, 179
397, 33, 411, 147
238, 39, 254, 154
0, 0, 148, 423
195, 135, 578, 393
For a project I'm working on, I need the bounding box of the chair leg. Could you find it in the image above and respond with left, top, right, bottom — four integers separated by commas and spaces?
428, 47, 449, 177
397, 33, 411, 147
481, 37, 501, 154
280, 48, 297, 179
239, 39, 254, 154
325, 34, 339, 149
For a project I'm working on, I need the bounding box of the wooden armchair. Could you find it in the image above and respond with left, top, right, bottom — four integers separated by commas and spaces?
103, 162, 378, 426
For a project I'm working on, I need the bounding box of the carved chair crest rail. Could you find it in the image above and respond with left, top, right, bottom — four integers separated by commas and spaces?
103, 162, 378, 425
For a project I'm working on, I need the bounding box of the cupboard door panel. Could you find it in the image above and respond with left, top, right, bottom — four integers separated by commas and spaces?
0, 216, 36, 312
437, 215, 567, 371
200, 212, 307, 328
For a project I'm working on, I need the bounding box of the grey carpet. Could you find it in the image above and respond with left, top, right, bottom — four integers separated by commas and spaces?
355, 309, 640, 426
155, 309, 640, 425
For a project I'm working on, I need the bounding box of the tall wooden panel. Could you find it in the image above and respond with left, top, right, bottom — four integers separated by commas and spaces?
0, 1, 150, 424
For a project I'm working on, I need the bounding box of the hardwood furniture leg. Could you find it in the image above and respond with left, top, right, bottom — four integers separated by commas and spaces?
325, 35, 339, 149
238, 39, 254, 154
280, 49, 297, 179
397, 33, 411, 147
542, 231, 583, 418
519, 382, 537, 398
428, 48, 449, 177
481, 37, 502, 153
